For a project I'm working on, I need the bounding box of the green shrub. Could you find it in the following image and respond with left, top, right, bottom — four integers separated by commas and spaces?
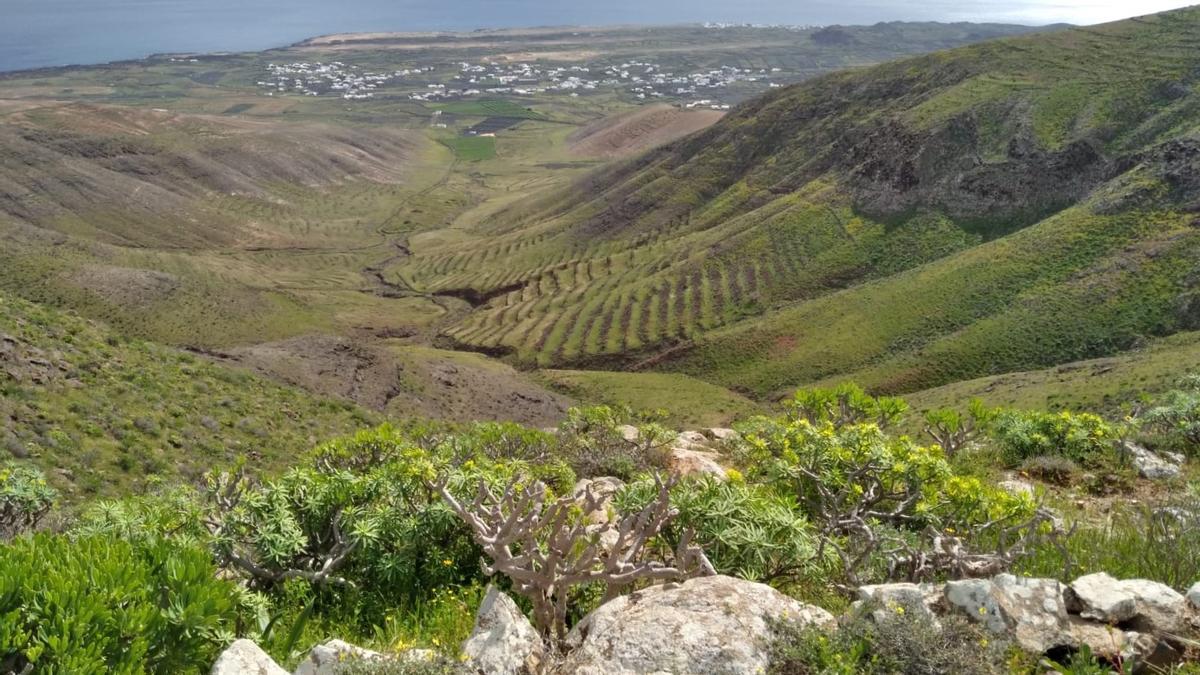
0, 534, 242, 674
735, 416, 1036, 586
986, 409, 1118, 467
1141, 374, 1200, 455
555, 405, 674, 480
787, 383, 908, 429
0, 465, 56, 539
616, 476, 826, 588
768, 606, 1011, 675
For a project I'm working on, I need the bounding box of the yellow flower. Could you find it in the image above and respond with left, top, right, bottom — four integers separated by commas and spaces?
978, 606, 988, 615
442, 559, 453, 566
979, 638, 989, 648
894, 606, 905, 615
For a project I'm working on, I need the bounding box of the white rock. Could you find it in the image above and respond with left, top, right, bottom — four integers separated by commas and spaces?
1065, 572, 1138, 623
676, 430, 710, 447
944, 574, 1072, 653
1187, 581, 1200, 611
666, 446, 727, 480
997, 479, 1035, 498
1119, 579, 1189, 635
855, 582, 943, 623
560, 575, 836, 675
211, 639, 288, 675
293, 640, 392, 675
461, 586, 545, 675
1162, 450, 1185, 466
705, 428, 740, 442
615, 424, 640, 443
1121, 441, 1181, 480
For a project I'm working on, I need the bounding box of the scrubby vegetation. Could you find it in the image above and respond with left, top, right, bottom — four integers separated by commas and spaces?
0, 293, 378, 497
0, 375, 1193, 671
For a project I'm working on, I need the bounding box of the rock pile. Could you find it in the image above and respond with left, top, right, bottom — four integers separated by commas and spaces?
211, 570, 1199, 675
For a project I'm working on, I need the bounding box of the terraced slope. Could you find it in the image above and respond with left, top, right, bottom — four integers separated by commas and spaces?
394, 9, 1200, 395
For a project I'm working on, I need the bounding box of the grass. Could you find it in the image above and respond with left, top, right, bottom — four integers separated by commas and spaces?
0, 292, 379, 499
439, 135, 497, 161
538, 369, 765, 428
902, 331, 1200, 420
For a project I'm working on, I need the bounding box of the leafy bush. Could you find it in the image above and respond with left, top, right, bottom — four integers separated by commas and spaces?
986, 409, 1119, 467
0, 534, 242, 674
617, 476, 826, 588
787, 384, 908, 429
922, 399, 992, 458
555, 405, 674, 480
736, 416, 1037, 585
1141, 374, 1200, 455
768, 606, 1011, 675
0, 465, 56, 539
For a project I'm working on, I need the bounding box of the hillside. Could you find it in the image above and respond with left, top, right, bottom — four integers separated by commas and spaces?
394, 8, 1200, 401
0, 292, 387, 498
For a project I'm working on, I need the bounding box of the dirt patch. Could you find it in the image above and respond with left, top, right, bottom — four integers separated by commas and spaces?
391, 349, 573, 427
227, 335, 405, 411
222, 335, 571, 426
568, 105, 724, 159
69, 265, 180, 306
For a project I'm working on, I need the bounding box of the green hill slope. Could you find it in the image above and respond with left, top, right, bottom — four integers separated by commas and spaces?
397, 8, 1200, 396
0, 292, 379, 498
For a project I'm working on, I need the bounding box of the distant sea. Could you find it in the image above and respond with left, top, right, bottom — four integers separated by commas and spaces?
0, 0, 1074, 74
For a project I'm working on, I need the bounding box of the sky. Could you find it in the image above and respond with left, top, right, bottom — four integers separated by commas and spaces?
2, 0, 1197, 72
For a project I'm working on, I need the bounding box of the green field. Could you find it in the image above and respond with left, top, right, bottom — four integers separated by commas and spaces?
441, 135, 498, 160
539, 369, 765, 428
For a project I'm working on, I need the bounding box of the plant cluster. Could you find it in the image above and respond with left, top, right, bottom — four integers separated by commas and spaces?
0, 465, 56, 539
0, 534, 243, 674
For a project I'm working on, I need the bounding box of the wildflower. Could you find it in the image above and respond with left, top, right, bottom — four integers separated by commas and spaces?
442, 558, 453, 566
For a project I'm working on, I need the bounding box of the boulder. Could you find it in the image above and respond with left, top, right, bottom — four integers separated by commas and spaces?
944, 575, 1072, 653
666, 446, 727, 480
1162, 451, 1186, 466
1119, 579, 1189, 635
1188, 581, 1200, 612
676, 431, 711, 448
560, 575, 835, 675
854, 582, 944, 623
705, 428, 740, 442
1065, 617, 1133, 662
997, 479, 1035, 498
462, 586, 545, 675
1065, 572, 1138, 623
211, 639, 288, 675
293, 640, 429, 675
615, 425, 640, 443
1120, 441, 1181, 480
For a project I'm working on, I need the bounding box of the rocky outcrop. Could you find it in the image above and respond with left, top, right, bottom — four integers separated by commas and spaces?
292, 639, 436, 675
854, 582, 944, 623
1188, 582, 1200, 612
210, 639, 288, 675
944, 574, 1072, 654
1120, 441, 1182, 480
559, 575, 835, 675
667, 432, 729, 480
462, 586, 545, 675
1065, 572, 1138, 623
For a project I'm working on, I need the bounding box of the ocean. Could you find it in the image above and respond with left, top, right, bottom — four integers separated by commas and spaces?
1, 0, 807, 73
0, 0, 1175, 73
